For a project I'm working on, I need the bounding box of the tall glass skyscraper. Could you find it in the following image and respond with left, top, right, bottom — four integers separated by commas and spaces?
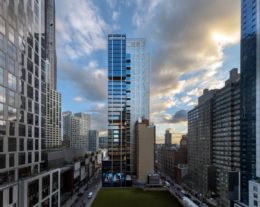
240, 0, 260, 205
107, 34, 150, 178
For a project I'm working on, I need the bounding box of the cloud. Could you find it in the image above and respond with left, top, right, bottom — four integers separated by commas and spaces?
133, 0, 240, 115
112, 11, 120, 21
61, 61, 107, 102
162, 110, 188, 124
73, 96, 85, 102
56, 0, 107, 59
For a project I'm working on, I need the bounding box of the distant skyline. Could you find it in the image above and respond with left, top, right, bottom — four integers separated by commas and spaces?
56, 0, 240, 143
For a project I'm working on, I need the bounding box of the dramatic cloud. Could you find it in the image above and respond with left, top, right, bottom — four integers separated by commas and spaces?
163, 110, 188, 124
135, 0, 240, 114
56, 0, 107, 59
61, 61, 107, 102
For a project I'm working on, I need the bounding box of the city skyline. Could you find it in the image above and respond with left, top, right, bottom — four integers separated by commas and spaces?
56, 0, 240, 143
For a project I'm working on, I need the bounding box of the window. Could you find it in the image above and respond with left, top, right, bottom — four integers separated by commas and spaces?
0, 16, 5, 35
18, 153, 25, 165
27, 113, 33, 125
0, 120, 6, 135
0, 33, 3, 50
19, 138, 24, 151
8, 58, 15, 74
9, 122, 15, 136
8, 41, 16, 60
0, 103, 4, 120
8, 73, 16, 90
8, 137, 16, 152
8, 106, 16, 121
27, 139, 33, 151
0, 154, 5, 169
0, 51, 5, 68
9, 154, 14, 167
8, 90, 15, 106
0, 67, 3, 85
9, 187, 13, 204
0, 86, 5, 103
28, 152, 31, 163
19, 124, 25, 137
0, 137, 2, 152
8, 26, 14, 43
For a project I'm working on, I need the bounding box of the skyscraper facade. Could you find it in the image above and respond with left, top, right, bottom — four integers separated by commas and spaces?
62, 111, 90, 150
88, 130, 99, 152
0, 0, 60, 206
107, 34, 150, 176
165, 129, 172, 146
212, 69, 240, 207
240, 0, 260, 204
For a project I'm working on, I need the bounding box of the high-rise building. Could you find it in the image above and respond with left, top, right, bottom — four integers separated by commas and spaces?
62, 111, 90, 150
107, 34, 150, 176
240, 0, 260, 205
99, 136, 108, 149
212, 69, 240, 207
135, 119, 155, 184
165, 129, 172, 146
89, 130, 99, 152
187, 89, 217, 196
0, 0, 60, 206
45, 0, 56, 90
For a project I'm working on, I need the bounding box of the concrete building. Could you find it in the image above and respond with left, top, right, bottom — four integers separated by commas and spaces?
62, 111, 91, 150
157, 135, 187, 183
89, 130, 99, 152
187, 89, 218, 196
212, 69, 240, 207
107, 34, 150, 176
99, 136, 108, 149
165, 130, 172, 146
135, 119, 155, 184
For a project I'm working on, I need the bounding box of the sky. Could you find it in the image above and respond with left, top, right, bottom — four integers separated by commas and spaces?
56, 0, 241, 143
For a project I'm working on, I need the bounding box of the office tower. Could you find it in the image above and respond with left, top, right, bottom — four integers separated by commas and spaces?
99, 136, 108, 149
212, 69, 240, 207
45, 60, 61, 149
0, 0, 60, 206
187, 89, 217, 196
89, 130, 99, 152
165, 129, 172, 146
107, 34, 150, 176
45, 0, 56, 90
44, 0, 62, 149
62, 111, 90, 150
135, 119, 155, 184
240, 0, 260, 205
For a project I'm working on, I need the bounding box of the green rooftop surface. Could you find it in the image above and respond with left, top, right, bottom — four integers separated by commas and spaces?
92, 188, 182, 207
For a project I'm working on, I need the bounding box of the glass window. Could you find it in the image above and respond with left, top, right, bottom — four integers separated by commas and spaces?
8, 137, 16, 152
0, 33, 4, 50
0, 86, 5, 103
0, 16, 5, 35
8, 106, 16, 121
8, 91, 15, 106
0, 67, 3, 85
0, 137, 3, 152
8, 26, 14, 43
9, 122, 15, 136
18, 153, 25, 165
0, 51, 5, 68
0, 120, 6, 135
8, 58, 15, 74
19, 124, 25, 137
8, 42, 16, 61
0, 154, 5, 169
19, 138, 24, 151
9, 154, 14, 167
0, 103, 3, 120
8, 73, 16, 90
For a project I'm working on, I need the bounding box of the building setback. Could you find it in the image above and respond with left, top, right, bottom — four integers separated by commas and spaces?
212, 68, 240, 207
135, 119, 155, 184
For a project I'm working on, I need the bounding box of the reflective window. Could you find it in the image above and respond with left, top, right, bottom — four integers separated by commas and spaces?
0, 16, 5, 35
8, 106, 16, 121
9, 154, 14, 167
8, 58, 15, 74
0, 33, 3, 50
8, 26, 14, 43
8, 137, 16, 152
0, 67, 3, 85
0, 51, 5, 68
8, 91, 15, 106
8, 73, 16, 90
0, 86, 5, 103
0, 136, 3, 152
0, 120, 6, 135
0, 103, 3, 120
0, 154, 5, 169
8, 42, 16, 60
